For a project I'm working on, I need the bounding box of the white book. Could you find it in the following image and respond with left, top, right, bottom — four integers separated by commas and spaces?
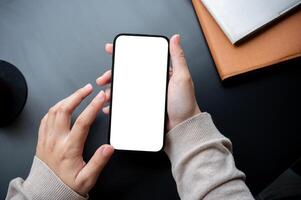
201, 0, 301, 44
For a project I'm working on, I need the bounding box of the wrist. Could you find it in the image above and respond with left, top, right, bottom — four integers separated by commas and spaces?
168, 106, 201, 132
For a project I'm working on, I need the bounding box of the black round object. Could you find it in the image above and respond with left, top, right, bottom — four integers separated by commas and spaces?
0, 60, 28, 126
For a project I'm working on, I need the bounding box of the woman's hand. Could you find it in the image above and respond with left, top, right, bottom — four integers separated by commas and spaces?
96, 34, 200, 131
36, 84, 114, 196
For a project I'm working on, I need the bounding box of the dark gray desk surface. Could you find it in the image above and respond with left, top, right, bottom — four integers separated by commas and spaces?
0, 0, 300, 199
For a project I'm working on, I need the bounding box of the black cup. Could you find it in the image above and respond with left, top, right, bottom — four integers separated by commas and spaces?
0, 60, 28, 126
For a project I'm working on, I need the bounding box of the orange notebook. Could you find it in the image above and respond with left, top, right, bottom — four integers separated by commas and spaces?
192, 0, 301, 80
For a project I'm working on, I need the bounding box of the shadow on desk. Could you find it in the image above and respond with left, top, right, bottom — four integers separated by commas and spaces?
256, 158, 301, 200
222, 58, 301, 87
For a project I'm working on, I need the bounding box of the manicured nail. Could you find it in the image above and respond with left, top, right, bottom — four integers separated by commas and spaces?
84, 83, 92, 90
97, 90, 105, 100
102, 145, 114, 157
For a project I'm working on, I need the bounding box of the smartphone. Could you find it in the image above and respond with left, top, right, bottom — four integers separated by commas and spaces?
108, 34, 169, 152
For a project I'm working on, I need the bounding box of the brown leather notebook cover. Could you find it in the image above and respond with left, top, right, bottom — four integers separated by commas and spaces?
192, 0, 301, 80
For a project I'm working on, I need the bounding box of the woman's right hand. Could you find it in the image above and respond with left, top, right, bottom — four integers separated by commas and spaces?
96, 34, 200, 132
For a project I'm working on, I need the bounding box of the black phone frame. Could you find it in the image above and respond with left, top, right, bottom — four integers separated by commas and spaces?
108, 33, 170, 152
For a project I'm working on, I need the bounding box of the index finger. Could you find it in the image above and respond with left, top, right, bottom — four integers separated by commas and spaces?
62, 84, 93, 113
55, 84, 93, 130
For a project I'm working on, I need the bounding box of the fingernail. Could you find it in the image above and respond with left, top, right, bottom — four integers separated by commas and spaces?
105, 43, 112, 51
84, 83, 92, 90
174, 34, 181, 44
105, 88, 111, 97
102, 145, 114, 157
103, 106, 110, 113
96, 77, 102, 84
97, 90, 105, 100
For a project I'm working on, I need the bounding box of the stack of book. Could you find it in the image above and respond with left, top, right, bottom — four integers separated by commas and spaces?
192, 0, 301, 80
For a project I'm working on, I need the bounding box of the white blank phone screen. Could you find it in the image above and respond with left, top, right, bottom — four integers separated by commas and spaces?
109, 35, 169, 152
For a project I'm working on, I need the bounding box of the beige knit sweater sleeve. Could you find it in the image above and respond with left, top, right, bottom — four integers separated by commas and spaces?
6, 156, 87, 200
6, 112, 254, 200
164, 112, 254, 200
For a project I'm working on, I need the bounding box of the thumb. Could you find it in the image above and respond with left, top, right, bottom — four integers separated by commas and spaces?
169, 34, 190, 76
76, 145, 114, 193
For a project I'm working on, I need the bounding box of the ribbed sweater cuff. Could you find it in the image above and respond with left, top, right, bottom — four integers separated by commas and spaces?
164, 112, 227, 164
23, 156, 88, 200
